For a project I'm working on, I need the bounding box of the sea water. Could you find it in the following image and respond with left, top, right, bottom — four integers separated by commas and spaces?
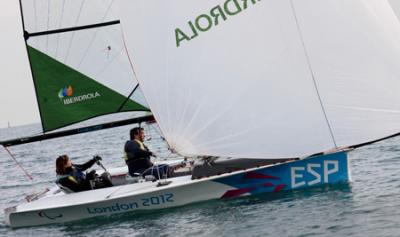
0, 121, 400, 237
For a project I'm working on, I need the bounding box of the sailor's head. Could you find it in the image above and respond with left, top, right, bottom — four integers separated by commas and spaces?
130, 127, 145, 142
56, 155, 72, 175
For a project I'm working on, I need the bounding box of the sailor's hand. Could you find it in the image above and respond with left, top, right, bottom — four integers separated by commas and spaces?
87, 170, 97, 180
93, 155, 102, 162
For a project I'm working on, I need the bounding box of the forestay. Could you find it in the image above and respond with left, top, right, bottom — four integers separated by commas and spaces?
19, 0, 149, 132
117, 0, 400, 158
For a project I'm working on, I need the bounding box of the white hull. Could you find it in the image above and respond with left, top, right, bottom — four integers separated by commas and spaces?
6, 174, 231, 227
5, 151, 350, 228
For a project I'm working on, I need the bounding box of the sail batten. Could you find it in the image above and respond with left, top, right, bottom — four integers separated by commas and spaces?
118, 0, 400, 158
25, 20, 120, 39
0, 114, 155, 147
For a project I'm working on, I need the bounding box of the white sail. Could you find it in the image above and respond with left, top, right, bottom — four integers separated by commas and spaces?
19, 0, 149, 131
389, 0, 400, 19
117, 0, 400, 158
21, 0, 137, 98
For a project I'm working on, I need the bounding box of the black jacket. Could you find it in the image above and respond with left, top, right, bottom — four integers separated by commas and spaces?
57, 159, 96, 192
124, 140, 153, 174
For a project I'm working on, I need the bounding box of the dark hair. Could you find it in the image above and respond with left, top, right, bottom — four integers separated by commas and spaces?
56, 155, 69, 175
130, 127, 143, 140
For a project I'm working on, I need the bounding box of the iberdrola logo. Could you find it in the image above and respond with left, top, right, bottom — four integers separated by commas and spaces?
57, 85, 101, 105
58, 86, 73, 99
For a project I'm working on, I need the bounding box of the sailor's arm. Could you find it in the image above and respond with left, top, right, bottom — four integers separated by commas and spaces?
73, 158, 97, 171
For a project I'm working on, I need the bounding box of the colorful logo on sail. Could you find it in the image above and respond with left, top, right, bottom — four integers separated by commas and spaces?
58, 85, 101, 105
58, 86, 74, 99
58, 86, 73, 98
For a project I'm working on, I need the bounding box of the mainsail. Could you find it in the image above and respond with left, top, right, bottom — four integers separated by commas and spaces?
118, 0, 400, 158
19, 0, 149, 133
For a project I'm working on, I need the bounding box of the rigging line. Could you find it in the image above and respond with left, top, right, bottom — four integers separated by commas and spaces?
33, 0, 38, 46
150, 122, 166, 141
18, 0, 46, 134
93, 47, 125, 82
3, 146, 33, 181
150, 124, 176, 158
121, 26, 138, 78
55, 0, 66, 58
102, 0, 115, 21
63, 0, 86, 64
289, 0, 338, 148
117, 84, 140, 112
119, 25, 151, 111
77, 0, 115, 69
46, 0, 50, 53
120, 24, 171, 146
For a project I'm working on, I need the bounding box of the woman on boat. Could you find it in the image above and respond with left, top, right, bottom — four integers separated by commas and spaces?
55, 155, 112, 192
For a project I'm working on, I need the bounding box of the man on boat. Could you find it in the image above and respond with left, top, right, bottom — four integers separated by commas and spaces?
55, 155, 112, 192
124, 127, 172, 179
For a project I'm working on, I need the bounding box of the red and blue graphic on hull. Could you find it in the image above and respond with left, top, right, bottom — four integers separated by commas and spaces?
214, 151, 350, 198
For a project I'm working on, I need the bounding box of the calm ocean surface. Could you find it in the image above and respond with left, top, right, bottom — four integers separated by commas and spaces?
1, 121, 400, 237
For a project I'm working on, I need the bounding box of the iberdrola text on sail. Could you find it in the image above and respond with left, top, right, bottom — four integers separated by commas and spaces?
63, 92, 101, 105
175, 0, 261, 47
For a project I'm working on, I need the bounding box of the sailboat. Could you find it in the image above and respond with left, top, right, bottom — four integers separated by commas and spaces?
4, 0, 400, 228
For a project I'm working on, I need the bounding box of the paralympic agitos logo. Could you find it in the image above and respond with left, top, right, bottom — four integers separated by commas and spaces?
175, 0, 262, 47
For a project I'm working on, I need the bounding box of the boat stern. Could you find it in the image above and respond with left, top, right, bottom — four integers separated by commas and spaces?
213, 151, 351, 198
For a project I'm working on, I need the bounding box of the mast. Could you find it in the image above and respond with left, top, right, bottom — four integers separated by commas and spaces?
18, 0, 45, 132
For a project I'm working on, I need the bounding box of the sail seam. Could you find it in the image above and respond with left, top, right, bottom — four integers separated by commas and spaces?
289, 0, 338, 148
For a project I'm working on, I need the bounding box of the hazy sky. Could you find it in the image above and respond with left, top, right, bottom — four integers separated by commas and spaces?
1, 1, 400, 130
0, 1, 39, 129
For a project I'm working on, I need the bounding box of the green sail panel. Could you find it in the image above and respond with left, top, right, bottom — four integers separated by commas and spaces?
28, 46, 149, 132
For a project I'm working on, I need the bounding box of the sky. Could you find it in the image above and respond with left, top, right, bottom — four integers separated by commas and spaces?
0, 1, 40, 128
1, 1, 400, 130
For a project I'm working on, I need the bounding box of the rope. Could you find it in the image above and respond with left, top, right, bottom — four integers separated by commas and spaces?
3, 146, 33, 181
46, 0, 50, 53
33, 0, 38, 46
55, 0, 66, 57
121, 26, 138, 79
77, 0, 115, 69
289, 0, 338, 148
64, 0, 86, 63
77, 0, 115, 68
